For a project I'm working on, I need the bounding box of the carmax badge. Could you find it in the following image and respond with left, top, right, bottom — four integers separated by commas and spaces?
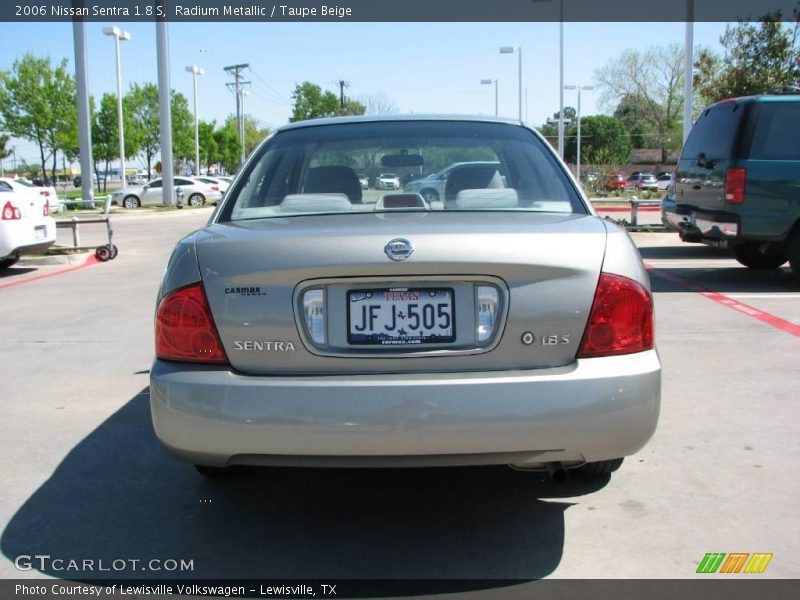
384, 238, 414, 262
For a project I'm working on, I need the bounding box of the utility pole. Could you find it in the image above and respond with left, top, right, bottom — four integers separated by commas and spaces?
224, 63, 250, 167
338, 79, 349, 113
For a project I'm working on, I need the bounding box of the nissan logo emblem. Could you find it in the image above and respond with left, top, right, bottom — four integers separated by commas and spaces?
384, 238, 414, 261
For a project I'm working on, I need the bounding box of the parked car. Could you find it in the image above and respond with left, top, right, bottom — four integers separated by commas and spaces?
626, 173, 658, 191
150, 115, 660, 479
404, 161, 503, 203
604, 173, 627, 191
126, 174, 147, 186
662, 93, 800, 273
655, 173, 673, 191
73, 174, 99, 188
0, 184, 56, 269
358, 174, 369, 190
194, 176, 230, 194
375, 173, 400, 190
0, 177, 62, 213
112, 177, 221, 208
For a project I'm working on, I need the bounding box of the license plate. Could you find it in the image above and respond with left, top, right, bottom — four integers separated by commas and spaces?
34, 225, 47, 240
347, 287, 455, 345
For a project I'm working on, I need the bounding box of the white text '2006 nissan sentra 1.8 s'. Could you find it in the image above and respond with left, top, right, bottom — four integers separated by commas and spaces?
150, 116, 660, 479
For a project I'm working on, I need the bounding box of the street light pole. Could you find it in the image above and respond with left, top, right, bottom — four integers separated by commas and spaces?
564, 84, 594, 181
102, 27, 131, 189
240, 89, 249, 165
185, 66, 204, 176
558, 0, 565, 157
480, 79, 498, 116
683, 0, 694, 144
499, 46, 522, 121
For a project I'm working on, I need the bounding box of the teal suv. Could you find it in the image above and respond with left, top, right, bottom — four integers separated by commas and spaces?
662, 92, 800, 275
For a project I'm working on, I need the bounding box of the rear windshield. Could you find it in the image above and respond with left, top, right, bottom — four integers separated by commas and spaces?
682, 102, 745, 160
218, 120, 586, 222
744, 102, 800, 161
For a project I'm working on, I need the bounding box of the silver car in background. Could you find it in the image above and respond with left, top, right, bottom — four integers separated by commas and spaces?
151, 116, 660, 479
113, 176, 221, 208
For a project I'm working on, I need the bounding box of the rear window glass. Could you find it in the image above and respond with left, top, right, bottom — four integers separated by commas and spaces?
218, 120, 585, 222
682, 102, 744, 160
746, 103, 800, 161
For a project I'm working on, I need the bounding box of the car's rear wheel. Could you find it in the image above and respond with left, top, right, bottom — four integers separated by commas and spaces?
420, 188, 439, 203
194, 465, 231, 478
787, 228, 800, 277
730, 242, 787, 269
123, 195, 139, 209
0, 256, 20, 270
188, 193, 204, 207
573, 458, 624, 476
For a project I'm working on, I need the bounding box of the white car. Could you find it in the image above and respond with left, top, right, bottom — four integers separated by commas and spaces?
0, 186, 56, 269
376, 173, 401, 190
194, 176, 230, 194
112, 177, 221, 208
656, 173, 673, 191
0, 177, 63, 213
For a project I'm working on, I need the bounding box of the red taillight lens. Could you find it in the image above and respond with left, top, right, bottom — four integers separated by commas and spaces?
155, 283, 228, 364
578, 273, 654, 358
43, 202, 50, 216
725, 168, 746, 205
211, 185, 219, 191
2, 201, 21, 220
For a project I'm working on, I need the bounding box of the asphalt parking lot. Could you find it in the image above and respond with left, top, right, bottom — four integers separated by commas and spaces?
0, 208, 798, 586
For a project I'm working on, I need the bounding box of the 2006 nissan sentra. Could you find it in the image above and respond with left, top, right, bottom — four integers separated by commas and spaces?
150, 116, 660, 479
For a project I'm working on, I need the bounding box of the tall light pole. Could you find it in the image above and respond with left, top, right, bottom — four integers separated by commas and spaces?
683, 0, 694, 144
564, 84, 594, 180
480, 79, 498, 116
185, 66, 204, 176
499, 46, 522, 121
558, 0, 565, 157
102, 26, 131, 189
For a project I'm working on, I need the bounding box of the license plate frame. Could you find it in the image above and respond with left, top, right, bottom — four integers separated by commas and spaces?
34, 225, 47, 240
347, 287, 456, 346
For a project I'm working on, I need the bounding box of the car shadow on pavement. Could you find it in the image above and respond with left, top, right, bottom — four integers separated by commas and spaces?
0, 266, 37, 279
648, 264, 800, 294
1, 387, 610, 588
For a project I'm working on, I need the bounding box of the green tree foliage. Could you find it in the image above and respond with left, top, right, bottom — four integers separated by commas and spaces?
126, 83, 195, 177
596, 44, 684, 162
538, 107, 577, 147
694, 13, 800, 106
0, 134, 11, 163
0, 53, 77, 183
198, 120, 218, 172
92, 93, 129, 191
289, 81, 366, 122
564, 115, 632, 166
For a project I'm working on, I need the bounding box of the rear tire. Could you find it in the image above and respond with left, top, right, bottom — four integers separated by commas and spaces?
0, 256, 20, 270
194, 465, 230, 478
787, 229, 800, 277
420, 188, 439, 203
730, 242, 787, 269
574, 458, 624, 477
123, 196, 139, 209
188, 193, 204, 207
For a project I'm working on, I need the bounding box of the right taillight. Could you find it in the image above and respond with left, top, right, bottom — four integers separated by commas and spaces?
155, 283, 228, 364
725, 167, 746, 205
578, 273, 654, 358
2, 201, 21, 220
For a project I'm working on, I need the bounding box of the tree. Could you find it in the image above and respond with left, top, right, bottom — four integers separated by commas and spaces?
92, 93, 123, 191
596, 44, 684, 162
289, 81, 365, 121
537, 107, 576, 147
198, 120, 218, 173
360, 92, 398, 115
0, 134, 11, 174
0, 54, 77, 184
564, 115, 631, 166
127, 83, 195, 177
694, 13, 800, 106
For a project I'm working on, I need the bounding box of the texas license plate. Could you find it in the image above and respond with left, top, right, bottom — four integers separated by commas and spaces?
347, 288, 455, 345
34, 225, 47, 240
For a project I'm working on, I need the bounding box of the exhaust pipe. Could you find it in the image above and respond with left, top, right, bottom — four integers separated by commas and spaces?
509, 462, 569, 482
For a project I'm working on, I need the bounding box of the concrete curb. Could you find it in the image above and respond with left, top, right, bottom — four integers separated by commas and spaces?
17, 251, 93, 267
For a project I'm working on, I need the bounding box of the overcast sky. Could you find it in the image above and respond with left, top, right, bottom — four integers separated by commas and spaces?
0, 20, 731, 167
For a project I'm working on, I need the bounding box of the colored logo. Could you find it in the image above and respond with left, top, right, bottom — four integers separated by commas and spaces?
696, 552, 773, 574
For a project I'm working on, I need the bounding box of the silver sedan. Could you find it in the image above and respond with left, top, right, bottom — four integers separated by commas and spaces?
151, 115, 660, 479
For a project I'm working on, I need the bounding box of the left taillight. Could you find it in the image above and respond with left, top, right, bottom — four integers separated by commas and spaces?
725, 168, 746, 205
578, 273, 654, 358
155, 282, 228, 364
2, 201, 21, 220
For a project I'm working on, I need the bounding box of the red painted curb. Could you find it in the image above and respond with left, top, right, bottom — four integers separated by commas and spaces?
646, 264, 800, 338
0, 255, 101, 291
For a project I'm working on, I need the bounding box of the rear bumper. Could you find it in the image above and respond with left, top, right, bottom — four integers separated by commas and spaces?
150, 350, 661, 468
0, 221, 56, 259
661, 202, 739, 242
